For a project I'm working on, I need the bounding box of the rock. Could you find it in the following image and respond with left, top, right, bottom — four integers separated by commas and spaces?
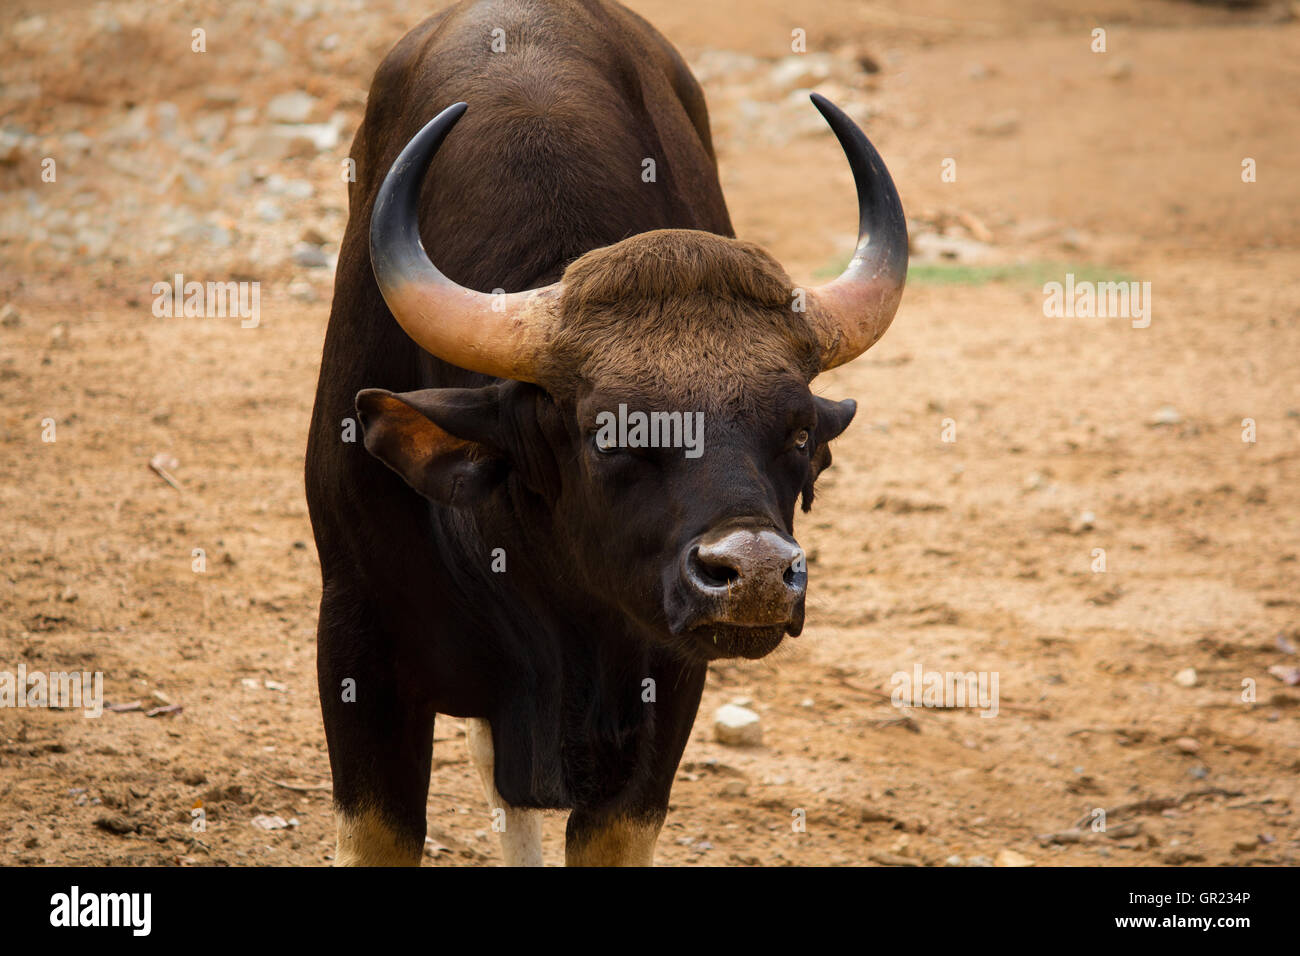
1151, 405, 1182, 426
266, 91, 319, 124
1069, 510, 1096, 534
994, 848, 1034, 867
264, 175, 314, 200
719, 780, 748, 797
204, 86, 243, 106
1060, 228, 1087, 251
192, 114, 228, 144
94, 814, 136, 835
1105, 59, 1133, 81
769, 53, 836, 93
288, 279, 319, 302
691, 50, 764, 84
155, 102, 181, 141
1267, 664, 1300, 686
251, 814, 292, 830
975, 111, 1020, 137
714, 703, 762, 746
0, 303, 20, 328
275, 121, 342, 153
0, 128, 30, 165
292, 243, 330, 268
255, 199, 284, 223
300, 226, 329, 246
869, 852, 920, 866
910, 232, 993, 264
62, 131, 93, 155
1174, 736, 1200, 754
260, 39, 289, 68
1173, 667, 1198, 688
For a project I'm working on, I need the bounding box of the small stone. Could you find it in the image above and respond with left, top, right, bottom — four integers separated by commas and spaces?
1151, 405, 1182, 426
769, 53, 835, 93
154, 102, 180, 140
192, 114, 228, 144
975, 111, 1020, 137
994, 848, 1034, 867
1069, 510, 1096, 534
292, 243, 329, 269
0, 304, 20, 327
266, 91, 318, 124
255, 199, 284, 223
204, 86, 242, 106
1173, 667, 1198, 688
1174, 737, 1200, 754
288, 279, 318, 302
264, 175, 314, 200
259, 39, 289, 68
1105, 59, 1133, 81
714, 703, 762, 747
95, 814, 136, 835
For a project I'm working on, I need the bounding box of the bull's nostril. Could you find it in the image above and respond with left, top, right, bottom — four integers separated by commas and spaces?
783, 565, 797, 587
690, 548, 741, 589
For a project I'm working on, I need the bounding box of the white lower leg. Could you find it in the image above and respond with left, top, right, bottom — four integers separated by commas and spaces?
465, 717, 544, 866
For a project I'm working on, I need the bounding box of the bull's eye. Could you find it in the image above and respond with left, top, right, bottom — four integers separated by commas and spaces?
592, 432, 619, 455
794, 429, 811, 450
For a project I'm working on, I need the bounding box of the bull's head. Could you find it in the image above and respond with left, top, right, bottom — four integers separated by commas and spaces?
356, 96, 906, 662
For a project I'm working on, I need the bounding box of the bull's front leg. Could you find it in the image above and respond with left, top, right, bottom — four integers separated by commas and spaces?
565, 810, 665, 866
564, 653, 708, 867
466, 717, 545, 866
318, 586, 432, 867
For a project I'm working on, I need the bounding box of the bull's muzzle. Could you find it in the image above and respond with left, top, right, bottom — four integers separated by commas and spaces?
681, 527, 807, 634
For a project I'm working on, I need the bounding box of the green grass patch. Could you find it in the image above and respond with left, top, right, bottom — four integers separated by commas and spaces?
813, 259, 1136, 288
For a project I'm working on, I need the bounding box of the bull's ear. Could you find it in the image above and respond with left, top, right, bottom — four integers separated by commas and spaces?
802, 396, 857, 512
355, 386, 507, 507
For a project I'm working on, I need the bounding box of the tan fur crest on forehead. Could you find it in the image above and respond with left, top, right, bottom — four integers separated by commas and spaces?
541, 229, 821, 404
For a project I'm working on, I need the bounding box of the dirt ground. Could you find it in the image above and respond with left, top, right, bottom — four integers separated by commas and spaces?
1, 0, 1297, 866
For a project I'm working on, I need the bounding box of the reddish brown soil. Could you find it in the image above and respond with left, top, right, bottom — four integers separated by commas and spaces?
1, 0, 1297, 865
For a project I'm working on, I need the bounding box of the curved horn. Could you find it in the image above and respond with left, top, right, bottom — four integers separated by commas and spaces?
369, 102, 559, 383
807, 93, 909, 370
